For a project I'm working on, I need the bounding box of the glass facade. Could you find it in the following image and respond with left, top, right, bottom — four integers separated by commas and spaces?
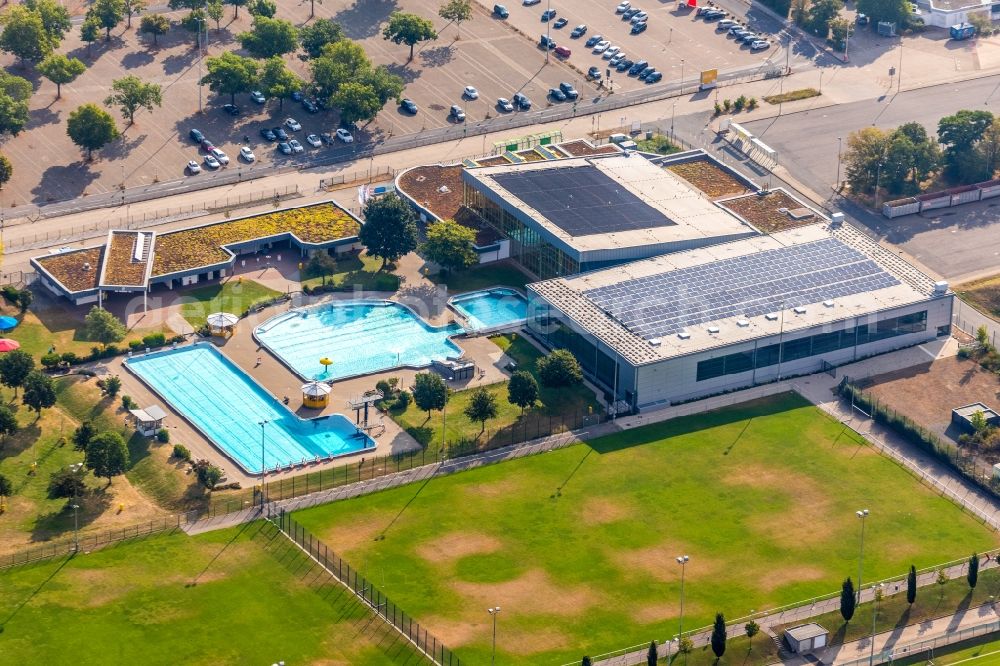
528, 302, 621, 398
695, 311, 928, 382
465, 184, 580, 279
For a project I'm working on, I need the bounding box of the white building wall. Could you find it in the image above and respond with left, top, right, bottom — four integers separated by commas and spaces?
633, 297, 952, 409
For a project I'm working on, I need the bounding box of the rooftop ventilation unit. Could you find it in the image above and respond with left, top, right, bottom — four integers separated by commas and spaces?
933, 280, 949, 295
707, 325, 720, 334
648, 338, 662, 347
793, 306, 807, 315
830, 212, 845, 227
765, 313, 779, 321
823, 300, 835, 308
677, 331, 691, 340
736, 319, 750, 327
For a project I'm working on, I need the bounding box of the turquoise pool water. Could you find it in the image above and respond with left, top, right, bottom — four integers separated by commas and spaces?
255, 300, 464, 380
126, 344, 372, 474
450, 288, 528, 331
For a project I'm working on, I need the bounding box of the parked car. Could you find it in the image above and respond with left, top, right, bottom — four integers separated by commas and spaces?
513, 92, 532, 109
585, 34, 603, 47
630, 11, 648, 23
587, 65, 602, 80
548, 87, 567, 101
273, 127, 288, 141
616, 58, 633, 72
559, 82, 578, 99
629, 60, 648, 75
250, 90, 266, 104
260, 127, 277, 141
189, 128, 205, 143
554, 45, 571, 58
497, 97, 514, 112
610, 52, 626, 65
301, 98, 319, 113
540, 34, 556, 49
602, 45, 620, 59
730, 25, 747, 36
553, 17, 568, 28
541, 8, 556, 20
616, 1, 631, 13
210, 147, 229, 165
631, 21, 647, 33
222, 103, 240, 116
284, 117, 301, 131
646, 71, 663, 83
463, 85, 479, 99
703, 9, 726, 19
239, 146, 255, 162
288, 139, 304, 153
570, 24, 587, 37
523, 0, 540, 5
493, 3, 509, 18
717, 19, 737, 29
335, 128, 354, 143
750, 39, 770, 50
186, 159, 201, 174
305, 133, 322, 147
638, 66, 655, 80
400, 98, 418, 114
203, 154, 221, 169
277, 141, 292, 155
623, 7, 640, 19
320, 132, 335, 145
593, 40, 611, 53
450, 104, 466, 121
856, 12, 869, 24
291, 91, 304, 102
200, 138, 215, 152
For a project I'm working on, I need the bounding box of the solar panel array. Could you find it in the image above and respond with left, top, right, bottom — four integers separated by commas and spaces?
492, 165, 675, 237
582, 237, 900, 339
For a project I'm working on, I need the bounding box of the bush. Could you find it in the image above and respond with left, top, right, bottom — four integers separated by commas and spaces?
714, 102, 722, 116
60, 352, 79, 365
40, 353, 62, 370
1, 285, 19, 303
193, 459, 223, 489
156, 428, 170, 443
121, 395, 137, 410
104, 344, 121, 357
129, 340, 144, 351
48, 468, 87, 499
395, 389, 412, 409
747, 97, 758, 110
142, 332, 166, 347
723, 99, 732, 112
173, 443, 191, 461
537, 349, 584, 388
734, 95, 747, 112
103, 375, 122, 397
375, 379, 394, 398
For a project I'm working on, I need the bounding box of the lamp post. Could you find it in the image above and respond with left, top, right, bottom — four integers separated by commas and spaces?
71, 503, 80, 552
196, 18, 204, 113
869, 583, 884, 666
836, 137, 843, 191
259, 419, 269, 510
487, 606, 501, 665
675, 555, 690, 664
544, 0, 551, 65
670, 102, 676, 142
856, 509, 870, 602
680, 59, 685, 95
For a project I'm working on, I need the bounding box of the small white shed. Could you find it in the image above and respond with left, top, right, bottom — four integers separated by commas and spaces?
129, 405, 167, 437
784, 623, 828, 654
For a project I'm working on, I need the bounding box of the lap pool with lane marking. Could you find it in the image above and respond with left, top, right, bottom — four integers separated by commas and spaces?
255, 300, 465, 381
125, 343, 372, 474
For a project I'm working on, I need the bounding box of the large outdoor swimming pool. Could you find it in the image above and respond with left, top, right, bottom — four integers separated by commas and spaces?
126, 343, 372, 474
255, 300, 464, 380
449, 288, 528, 332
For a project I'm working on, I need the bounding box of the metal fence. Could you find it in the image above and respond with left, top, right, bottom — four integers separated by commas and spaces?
274, 509, 460, 666
0, 515, 186, 570
838, 617, 1000, 666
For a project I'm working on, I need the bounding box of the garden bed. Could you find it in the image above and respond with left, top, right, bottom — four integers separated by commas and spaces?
475, 156, 510, 166
34, 247, 103, 293
556, 140, 620, 157
516, 149, 545, 162
396, 164, 465, 221
102, 231, 148, 287
719, 190, 816, 232
666, 158, 750, 199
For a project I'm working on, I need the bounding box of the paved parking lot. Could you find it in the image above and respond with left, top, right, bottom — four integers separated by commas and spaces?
489, 0, 786, 92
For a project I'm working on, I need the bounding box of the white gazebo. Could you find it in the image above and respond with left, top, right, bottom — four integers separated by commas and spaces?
206, 311, 240, 337
128, 405, 168, 436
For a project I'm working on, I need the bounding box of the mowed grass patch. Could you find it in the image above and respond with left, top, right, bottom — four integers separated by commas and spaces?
0, 523, 430, 665
956, 277, 1000, 320
429, 261, 531, 294
179, 278, 281, 329
295, 393, 998, 664
301, 252, 401, 292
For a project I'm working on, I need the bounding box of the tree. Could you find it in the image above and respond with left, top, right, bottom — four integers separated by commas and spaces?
880, 122, 940, 196
239, 16, 297, 58
180, 8, 207, 37
22, 370, 56, 417
972, 117, 1000, 183
745, 620, 760, 652
829, 17, 852, 50
72, 420, 98, 451
227, 0, 247, 19
856, 0, 910, 26
194, 459, 223, 489
439, 0, 473, 36
123, 0, 146, 28
938, 110, 994, 181
582, 658, 592, 666
0, 71, 31, 137
647, 640, 658, 666
361, 65, 405, 106
37, 53, 86, 99
104, 75, 163, 125
67, 103, 119, 160
84, 430, 130, 485
937, 569, 948, 599
247, 0, 276, 17
840, 577, 856, 623
331, 81, 381, 126
0, 5, 53, 66
538, 349, 583, 388
906, 564, 917, 605
80, 15, 101, 54
412, 372, 447, 420
711, 612, 727, 659
507, 371, 539, 414
89, 0, 126, 41
0, 154, 12, 190
804, 0, 842, 37
305, 250, 337, 285
422, 219, 478, 273
359, 193, 418, 270
0, 473, 11, 509
24, 0, 72, 43
259, 56, 304, 111
843, 126, 891, 197
201, 51, 258, 104
104, 375, 122, 397
206, 0, 224, 30
969, 553, 980, 589
968, 11, 995, 37
0, 402, 17, 444
464, 387, 498, 434
382, 11, 437, 61
14, 287, 31, 313
83, 306, 126, 346
300, 17, 343, 58
139, 13, 169, 44
311, 39, 370, 100
0, 348, 33, 396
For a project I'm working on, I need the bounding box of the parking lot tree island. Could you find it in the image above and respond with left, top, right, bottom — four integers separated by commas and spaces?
238, 15, 298, 58
37, 53, 86, 100
104, 75, 163, 125
0, 5, 54, 66
439, 0, 473, 37
66, 103, 119, 160
382, 11, 438, 62
259, 56, 304, 110
138, 13, 169, 44
201, 52, 258, 105
300, 18, 344, 58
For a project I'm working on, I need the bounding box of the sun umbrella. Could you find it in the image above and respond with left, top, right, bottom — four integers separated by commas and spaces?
206, 312, 239, 328
319, 357, 333, 374
0, 316, 18, 332
0, 339, 20, 352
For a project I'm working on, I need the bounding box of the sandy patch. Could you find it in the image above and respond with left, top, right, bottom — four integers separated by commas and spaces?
465, 476, 522, 499
454, 568, 597, 617
420, 616, 484, 647
423, 615, 573, 655
616, 544, 714, 584
502, 626, 575, 655
633, 601, 681, 625
580, 496, 633, 526
319, 513, 391, 552
756, 564, 826, 589
415, 532, 502, 563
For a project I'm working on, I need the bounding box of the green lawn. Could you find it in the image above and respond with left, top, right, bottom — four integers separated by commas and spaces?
429, 261, 531, 294
295, 393, 998, 664
896, 631, 1000, 666
0, 522, 429, 665
637, 134, 682, 155
390, 333, 602, 457
179, 278, 281, 329
301, 253, 401, 292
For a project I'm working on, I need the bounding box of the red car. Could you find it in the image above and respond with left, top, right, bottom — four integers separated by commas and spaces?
554, 45, 571, 58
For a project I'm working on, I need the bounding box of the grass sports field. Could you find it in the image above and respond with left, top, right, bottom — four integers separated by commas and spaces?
295, 393, 998, 664
0, 522, 428, 665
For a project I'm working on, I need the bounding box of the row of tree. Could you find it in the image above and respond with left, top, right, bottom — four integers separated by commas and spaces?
844, 109, 1000, 199
0, 349, 57, 418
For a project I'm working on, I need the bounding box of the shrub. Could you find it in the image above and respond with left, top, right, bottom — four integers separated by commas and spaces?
48, 468, 87, 499
173, 443, 191, 460
193, 459, 223, 489
121, 395, 137, 410
747, 97, 758, 110
395, 389, 412, 409
142, 332, 166, 347
734, 95, 747, 112
104, 344, 121, 357
958, 347, 972, 359
537, 349, 584, 388
156, 428, 170, 443
129, 340, 144, 351
40, 353, 62, 370
103, 375, 122, 397
376, 379, 394, 398
60, 352, 79, 365
714, 102, 722, 116
723, 98, 732, 112
0, 285, 19, 303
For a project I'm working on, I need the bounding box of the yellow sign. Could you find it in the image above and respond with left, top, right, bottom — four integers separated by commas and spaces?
700, 69, 718, 85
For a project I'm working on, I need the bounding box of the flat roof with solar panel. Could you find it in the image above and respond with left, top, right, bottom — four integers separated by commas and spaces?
528, 223, 942, 366
464, 155, 758, 257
